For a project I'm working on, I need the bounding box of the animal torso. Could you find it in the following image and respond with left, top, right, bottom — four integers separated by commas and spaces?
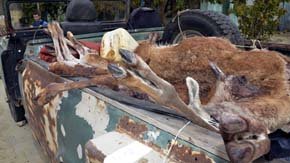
135, 37, 290, 131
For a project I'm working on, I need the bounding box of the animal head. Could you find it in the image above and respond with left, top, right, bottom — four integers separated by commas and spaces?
134, 32, 161, 63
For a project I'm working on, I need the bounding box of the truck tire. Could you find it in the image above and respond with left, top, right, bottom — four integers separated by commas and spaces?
8, 102, 26, 122
161, 9, 244, 45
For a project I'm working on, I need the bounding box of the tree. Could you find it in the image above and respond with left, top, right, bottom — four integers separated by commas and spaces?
201, 0, 290, 40
231, 0, 289, 40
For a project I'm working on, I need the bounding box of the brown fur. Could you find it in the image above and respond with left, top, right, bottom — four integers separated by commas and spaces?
135, 37, 290, 131
42, 23, 287, 162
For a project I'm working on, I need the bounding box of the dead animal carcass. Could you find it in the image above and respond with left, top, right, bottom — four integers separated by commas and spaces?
37, 22, 290, 163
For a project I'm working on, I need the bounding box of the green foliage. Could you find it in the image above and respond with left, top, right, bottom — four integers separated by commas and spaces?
19, 0, 290, 40
207, 0, 227, 3
131, 0, 142, 8
41, 3, 67, 21
92, 0, 126, 21
145, 0, 289, 40
163, 0, 201, 11
207, 0, 289, 40
232, 0, 290, 40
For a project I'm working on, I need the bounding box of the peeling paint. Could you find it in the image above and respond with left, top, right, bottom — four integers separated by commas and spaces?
59, 156, 63, 162
77, 144, 83, 159
57, 89, 94, 163
104, 141, 152, 163
85, 140, 106, 162
75, 92, 109, 138
60, 124, 66, 137
168, 142, 215, 163
117, 116, 148, 138
22, 62, 63, 163
146, 131, 160, 142
20, 61, 227, 163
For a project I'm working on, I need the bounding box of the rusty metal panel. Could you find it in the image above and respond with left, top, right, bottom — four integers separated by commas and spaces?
20, 61, 64, 163
85, 131, 215, 163
104, 107, 227, 163
85, 132, 173, 163
20, 60, 228, 163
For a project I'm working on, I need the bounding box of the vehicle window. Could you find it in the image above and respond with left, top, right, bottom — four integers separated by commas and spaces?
92, 0, 126, 21
9, 2, 67, 29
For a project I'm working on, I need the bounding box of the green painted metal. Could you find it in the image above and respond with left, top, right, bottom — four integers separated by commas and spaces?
57, 90, 94, 163
53, 87, 228, 163
13, 22, 229, 162
104, 103, 228, 163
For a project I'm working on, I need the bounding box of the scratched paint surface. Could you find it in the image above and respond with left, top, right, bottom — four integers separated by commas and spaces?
21, 62, 63, 163
57, 90, 94, 163
21, 60, 227, 163
105, 105, 227, 163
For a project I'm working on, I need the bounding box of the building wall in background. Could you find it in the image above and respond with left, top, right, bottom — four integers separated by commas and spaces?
280, 2, 290, 31
200, 0, 238, 26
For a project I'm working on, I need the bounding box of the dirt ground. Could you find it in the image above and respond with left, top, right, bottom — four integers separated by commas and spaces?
268, 32, 290, 44
0, 80, 47, 163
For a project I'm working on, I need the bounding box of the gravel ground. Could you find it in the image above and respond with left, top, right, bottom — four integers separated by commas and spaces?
268, 32, 290, 44
0, 80, 47, 163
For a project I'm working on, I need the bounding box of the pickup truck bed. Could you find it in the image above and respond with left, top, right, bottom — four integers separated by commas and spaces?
18, 34, 229, 162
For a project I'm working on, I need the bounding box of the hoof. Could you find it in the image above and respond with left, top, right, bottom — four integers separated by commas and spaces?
226, 142, 254, 163
219, 113, 270, 163
119, 49, 137, 65
108, 64, 127, 79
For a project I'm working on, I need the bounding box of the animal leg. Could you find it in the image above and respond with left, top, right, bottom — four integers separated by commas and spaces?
108, 49, 218, 132
66, 31, 97, 59
219, 113, 270, 163
35, 75, 116, 105
64, 28, 102, 67
148, 32, 160, 44
48, 23, 64, 62
54, 22, 79, 62
48, 62, 108, 77
208, 63, 270, 162
48, 22, 83, 67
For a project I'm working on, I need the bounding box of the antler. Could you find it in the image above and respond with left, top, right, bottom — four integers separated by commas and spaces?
35, 75, 117, 105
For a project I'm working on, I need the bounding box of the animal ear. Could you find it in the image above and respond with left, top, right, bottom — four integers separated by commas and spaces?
186, 77, 201, 109
209, 62, 226, 81
148, 32, 160, 44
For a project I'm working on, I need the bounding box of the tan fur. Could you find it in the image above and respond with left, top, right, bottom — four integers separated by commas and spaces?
42, 23, 285, 162
135, 37, 290, 131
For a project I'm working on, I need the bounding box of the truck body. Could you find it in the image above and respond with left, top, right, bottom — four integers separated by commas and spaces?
1, 0, 289, 162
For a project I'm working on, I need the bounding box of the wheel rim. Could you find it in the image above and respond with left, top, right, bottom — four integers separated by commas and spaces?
172, 30, 203, 44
